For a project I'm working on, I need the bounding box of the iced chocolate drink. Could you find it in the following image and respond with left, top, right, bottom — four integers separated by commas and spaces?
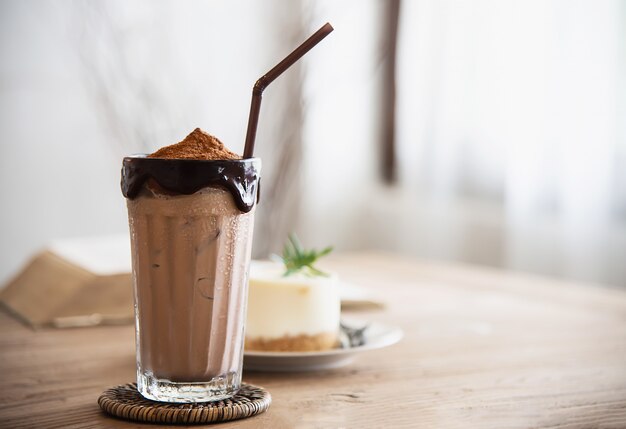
121, 129, 261, 403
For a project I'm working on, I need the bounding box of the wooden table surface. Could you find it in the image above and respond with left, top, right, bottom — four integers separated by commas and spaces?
1, 251, 625, 428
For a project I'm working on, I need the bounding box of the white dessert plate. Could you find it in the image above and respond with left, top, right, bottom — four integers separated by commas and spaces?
243, 319, 403, 372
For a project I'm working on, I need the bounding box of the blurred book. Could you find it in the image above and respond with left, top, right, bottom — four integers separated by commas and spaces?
0, 235, 133, 328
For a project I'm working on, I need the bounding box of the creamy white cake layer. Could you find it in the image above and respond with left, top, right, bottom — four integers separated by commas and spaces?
246, 262, 340, 339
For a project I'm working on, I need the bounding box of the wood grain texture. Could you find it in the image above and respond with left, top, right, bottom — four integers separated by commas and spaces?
1, 251, 625, 428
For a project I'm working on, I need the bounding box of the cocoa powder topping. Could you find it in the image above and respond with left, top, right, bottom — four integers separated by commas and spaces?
149, 128, 241, 160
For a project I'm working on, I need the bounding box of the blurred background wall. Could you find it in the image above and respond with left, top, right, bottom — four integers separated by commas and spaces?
1, 0, 625, 287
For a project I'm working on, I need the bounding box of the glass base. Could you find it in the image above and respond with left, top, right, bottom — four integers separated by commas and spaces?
137, 370, 240, 403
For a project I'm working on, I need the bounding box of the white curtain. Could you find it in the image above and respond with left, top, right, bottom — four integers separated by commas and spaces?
0, 0, 384, 284
3, 0, 624, 287
394, 0, 626, 285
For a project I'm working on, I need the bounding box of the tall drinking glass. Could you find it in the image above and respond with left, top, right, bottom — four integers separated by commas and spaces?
121, 156, 261, 403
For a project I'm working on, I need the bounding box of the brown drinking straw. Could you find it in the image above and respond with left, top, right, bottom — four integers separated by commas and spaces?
243, 22, 334, 159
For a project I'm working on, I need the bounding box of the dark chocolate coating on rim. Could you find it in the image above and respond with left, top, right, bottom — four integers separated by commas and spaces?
121, 156, 261, 213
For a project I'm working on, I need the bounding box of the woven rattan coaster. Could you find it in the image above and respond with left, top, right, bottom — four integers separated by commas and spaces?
98, 383, 271, 424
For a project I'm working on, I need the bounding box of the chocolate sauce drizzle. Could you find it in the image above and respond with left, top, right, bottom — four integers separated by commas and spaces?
121, 156, 261, 213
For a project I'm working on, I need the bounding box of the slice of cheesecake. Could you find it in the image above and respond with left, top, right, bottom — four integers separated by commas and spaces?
245, 262, 340, 352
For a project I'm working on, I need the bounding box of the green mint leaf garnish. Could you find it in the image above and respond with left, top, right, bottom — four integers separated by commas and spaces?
275, 234, 333, 278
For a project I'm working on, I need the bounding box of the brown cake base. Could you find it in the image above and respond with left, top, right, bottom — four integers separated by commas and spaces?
245, 332, 338, 352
